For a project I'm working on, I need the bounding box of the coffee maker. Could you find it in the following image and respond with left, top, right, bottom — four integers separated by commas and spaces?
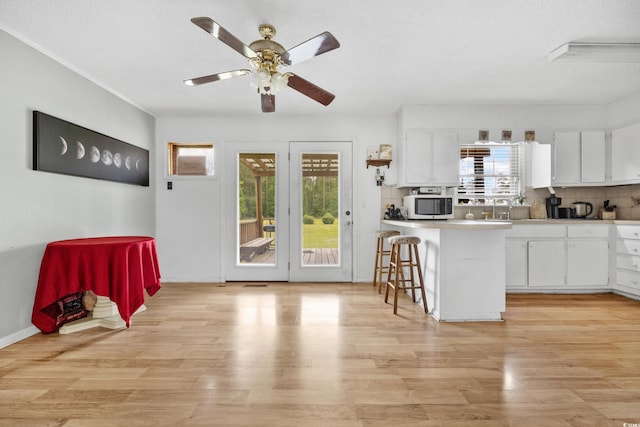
545, 194, 562, 219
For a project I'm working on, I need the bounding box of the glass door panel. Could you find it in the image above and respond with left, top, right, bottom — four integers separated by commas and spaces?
301, 153, 340, 266
237, 153, 276, 265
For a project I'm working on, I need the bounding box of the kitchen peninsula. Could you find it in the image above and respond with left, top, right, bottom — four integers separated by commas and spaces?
382, 219, 512, 321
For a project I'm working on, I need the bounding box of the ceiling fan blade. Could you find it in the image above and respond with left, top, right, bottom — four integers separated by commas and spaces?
286, 74, 335, 106
261, 94, 276, 113
281, 32, 340, 66
183, 69, 251, 86
191, 17, 258, 59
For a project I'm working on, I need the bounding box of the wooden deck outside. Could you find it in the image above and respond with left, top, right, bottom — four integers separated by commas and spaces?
246, 247, 339, 265
302, 248, 339, 265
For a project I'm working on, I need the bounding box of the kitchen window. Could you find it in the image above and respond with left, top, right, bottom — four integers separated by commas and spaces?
167, 142, 215, 176
458, 142, 522, 204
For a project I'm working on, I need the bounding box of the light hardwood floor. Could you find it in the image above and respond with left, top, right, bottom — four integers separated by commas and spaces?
2, 283, 640, 426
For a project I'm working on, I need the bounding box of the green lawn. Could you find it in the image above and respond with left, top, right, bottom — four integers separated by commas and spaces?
262, 218, 338, 248
303, 219, 338, 249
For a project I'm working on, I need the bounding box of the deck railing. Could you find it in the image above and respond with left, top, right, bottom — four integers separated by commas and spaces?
239, 219, 261, 245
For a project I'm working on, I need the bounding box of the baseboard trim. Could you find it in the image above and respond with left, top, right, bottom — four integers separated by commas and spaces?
0, 325, 39, 349
613, 289, 640, 302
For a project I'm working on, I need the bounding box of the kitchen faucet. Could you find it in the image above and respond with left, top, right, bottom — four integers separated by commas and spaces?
504, 199, 512, 220
491, 199, 512, 220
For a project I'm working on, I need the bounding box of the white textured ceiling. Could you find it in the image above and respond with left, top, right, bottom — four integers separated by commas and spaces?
1, 0, 640, 117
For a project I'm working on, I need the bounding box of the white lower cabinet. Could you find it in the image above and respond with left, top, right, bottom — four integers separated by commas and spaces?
615, 225, 640, 298
505, 239, 527, 288
506, 224, 611, 292
528, 240, 566, 287
567, 240, 609, 287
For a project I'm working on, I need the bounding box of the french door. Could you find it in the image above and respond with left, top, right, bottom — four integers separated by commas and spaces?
223, 141, 352, 282
289, 142, 352, 281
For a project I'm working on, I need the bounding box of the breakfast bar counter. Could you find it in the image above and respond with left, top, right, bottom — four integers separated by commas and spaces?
382, 219, 512, 321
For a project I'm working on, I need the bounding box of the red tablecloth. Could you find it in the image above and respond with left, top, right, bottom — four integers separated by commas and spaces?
32, 236, 161, 333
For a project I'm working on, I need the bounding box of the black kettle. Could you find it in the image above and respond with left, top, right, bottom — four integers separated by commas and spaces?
572, 201, 593, 218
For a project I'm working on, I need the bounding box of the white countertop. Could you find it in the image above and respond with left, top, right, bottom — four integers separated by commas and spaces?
383, 218, 640, 230
498, 219, 639, 225
382, 219, 512, 230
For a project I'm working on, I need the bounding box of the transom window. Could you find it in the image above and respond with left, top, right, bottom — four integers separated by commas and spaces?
458, 142, 522, 204
168, 142, 214, 176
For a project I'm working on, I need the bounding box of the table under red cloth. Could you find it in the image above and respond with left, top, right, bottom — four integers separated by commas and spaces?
32, 236, 161, 333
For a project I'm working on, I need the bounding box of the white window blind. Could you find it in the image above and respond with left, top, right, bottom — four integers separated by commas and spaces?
459, 142, 522, 201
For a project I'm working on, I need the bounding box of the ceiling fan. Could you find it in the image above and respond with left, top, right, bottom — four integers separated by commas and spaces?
184, 17, 340, 113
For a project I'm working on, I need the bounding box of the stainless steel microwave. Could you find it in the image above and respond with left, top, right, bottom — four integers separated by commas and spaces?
403, 195, 454, 219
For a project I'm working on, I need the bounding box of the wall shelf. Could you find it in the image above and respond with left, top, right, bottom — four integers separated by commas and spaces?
366, 159, 391, 169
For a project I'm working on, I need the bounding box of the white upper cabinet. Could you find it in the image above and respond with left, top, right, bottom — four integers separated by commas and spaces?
611, 123, 640, 184
553, 132, 580, 185
399, 130, 459, 187
581, 131, 606, 183
553, 130, 606, 186
524, 142, 551, 189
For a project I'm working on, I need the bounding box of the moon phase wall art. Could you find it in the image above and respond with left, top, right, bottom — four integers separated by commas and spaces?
32, 111, 149, 186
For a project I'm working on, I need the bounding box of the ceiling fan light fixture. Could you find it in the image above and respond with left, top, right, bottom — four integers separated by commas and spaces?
270, 72, 290, 92
250, 69, 290, 95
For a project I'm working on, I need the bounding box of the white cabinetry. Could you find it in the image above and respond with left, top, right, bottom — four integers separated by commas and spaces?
552, 131, 606, 186
615, 225, 640, 298
524, 142, 551, 189
567, 225, 610, 287
581, 131, 606, 183
529, 240, 566, 287
611, 123, 640, 184
398, 130, 459, 187
553, 132, 580, 185
505, 239, 527, 288
506, 224, 610, 292
506, 225, 565, 290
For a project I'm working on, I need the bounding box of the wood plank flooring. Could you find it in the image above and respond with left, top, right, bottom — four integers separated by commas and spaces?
2, 283, 640, 426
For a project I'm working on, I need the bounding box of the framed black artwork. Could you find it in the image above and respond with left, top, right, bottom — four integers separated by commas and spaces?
33, 111, 149, 186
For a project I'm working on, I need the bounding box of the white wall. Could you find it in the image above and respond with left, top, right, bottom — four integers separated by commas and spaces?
607, 92, 640, 129
155, 104, 613, 285
0, 31, 156, 347
155, 115, 395, 283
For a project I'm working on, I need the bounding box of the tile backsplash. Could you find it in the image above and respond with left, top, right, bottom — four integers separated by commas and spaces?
381, 184, 640, 220
525, 184, 640, 220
